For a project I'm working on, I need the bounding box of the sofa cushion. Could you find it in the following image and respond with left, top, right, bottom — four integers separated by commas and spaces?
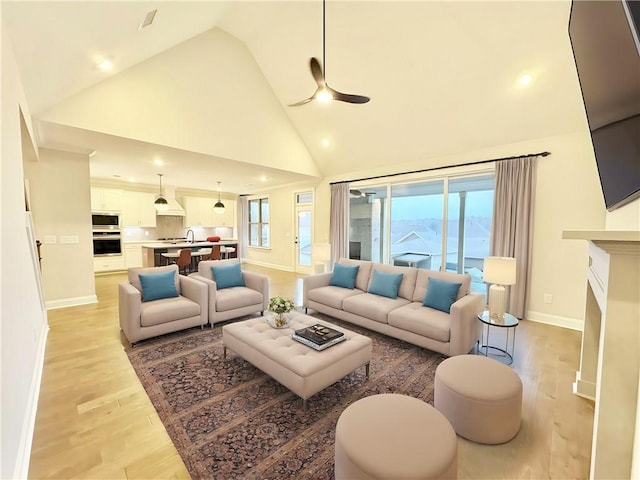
413, 269, 471, 303
129, 265, 181, 296
330, 263, 359, 289
368, 270, 403, 299
308, 286, 365, 310
140, 296, 201, 327
212, 263, 246, 289
197, 258, 240, 280
388, 302, 451, 343
337, 259, 373, 292
138, 269, 179, 302
215, 286, 264, 312
366, 264, 418, 301
343, 293, 410, 324
423, 277, 462, 313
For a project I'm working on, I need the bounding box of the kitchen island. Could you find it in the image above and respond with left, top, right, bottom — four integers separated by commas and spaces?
141, 240, 238, 267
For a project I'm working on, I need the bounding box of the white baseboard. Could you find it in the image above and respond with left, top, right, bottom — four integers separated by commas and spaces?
14, 323, 49, 479
46, 294, 98, 310
526, 310, 583, 331
241, 259, 295, 273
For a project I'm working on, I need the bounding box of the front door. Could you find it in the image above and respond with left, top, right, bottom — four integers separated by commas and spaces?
295, 196, 313, 274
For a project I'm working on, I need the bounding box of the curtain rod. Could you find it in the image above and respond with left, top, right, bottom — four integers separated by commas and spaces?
329, 151, 551, 186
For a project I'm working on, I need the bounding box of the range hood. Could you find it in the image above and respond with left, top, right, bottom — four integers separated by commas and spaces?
156, 186, 185, 216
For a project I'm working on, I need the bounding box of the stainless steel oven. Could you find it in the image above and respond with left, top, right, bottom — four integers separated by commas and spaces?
92, 213, 120, 229
92, 230, 123, 256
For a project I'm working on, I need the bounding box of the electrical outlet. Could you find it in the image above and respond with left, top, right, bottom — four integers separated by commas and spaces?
43, 236, 57, 244
544, 294, 553, 304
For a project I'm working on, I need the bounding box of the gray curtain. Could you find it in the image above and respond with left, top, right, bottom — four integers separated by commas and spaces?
490, 156, 538, 319
237, 195, 249, 259
330, 183, 350, 266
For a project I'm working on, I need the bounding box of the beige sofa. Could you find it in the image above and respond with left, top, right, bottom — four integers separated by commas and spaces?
303, 259, 483, 356
119, 264, 208, 344
190, 259, 269, 326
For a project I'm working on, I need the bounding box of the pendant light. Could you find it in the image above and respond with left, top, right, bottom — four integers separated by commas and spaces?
154, 173, 169, 212
214, 181, 225, 215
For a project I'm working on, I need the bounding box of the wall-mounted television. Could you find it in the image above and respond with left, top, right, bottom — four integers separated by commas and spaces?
568, 0, 640, 211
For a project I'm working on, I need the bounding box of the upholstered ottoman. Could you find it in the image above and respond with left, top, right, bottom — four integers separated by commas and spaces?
434, 355, 522, 444
335, 394, 457, 480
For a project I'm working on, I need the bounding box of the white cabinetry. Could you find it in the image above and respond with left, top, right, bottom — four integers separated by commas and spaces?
121, 191, 157, 227
91, 188, 122, 212
93, 255, 125, 273
124, 244, 143, 268
215, 199, 237, 228
184, 196, 237, 228
184, 196, 215, 227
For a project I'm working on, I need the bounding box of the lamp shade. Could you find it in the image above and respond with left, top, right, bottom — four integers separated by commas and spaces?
154, 196, 169, 212
483, 257, 516, 285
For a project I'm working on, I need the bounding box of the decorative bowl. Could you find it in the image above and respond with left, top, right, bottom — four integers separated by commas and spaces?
265, 311, 292, 329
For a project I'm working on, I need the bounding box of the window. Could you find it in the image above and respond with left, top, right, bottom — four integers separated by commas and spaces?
249, 197, 270, 247
349, 172, 494, 294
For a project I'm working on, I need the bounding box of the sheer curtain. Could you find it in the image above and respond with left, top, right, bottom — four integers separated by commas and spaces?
490, 156, 538, 319
330, 183, 350, 265
237, 195, 249, 259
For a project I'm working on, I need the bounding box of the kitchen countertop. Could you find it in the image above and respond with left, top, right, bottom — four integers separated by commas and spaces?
140, 240, 238, 249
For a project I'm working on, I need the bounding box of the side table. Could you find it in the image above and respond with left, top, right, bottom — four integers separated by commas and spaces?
477, 310, 519, 365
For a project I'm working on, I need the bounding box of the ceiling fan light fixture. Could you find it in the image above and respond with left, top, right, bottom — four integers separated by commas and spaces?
316, 88, 333, 102
214, 181, 225, 215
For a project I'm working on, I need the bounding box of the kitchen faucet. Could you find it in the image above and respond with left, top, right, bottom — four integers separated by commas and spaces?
186, 229, 195, 243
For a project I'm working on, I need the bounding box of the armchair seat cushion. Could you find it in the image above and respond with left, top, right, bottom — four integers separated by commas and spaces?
140, 296, 202, 327
308, 286, 364, 310
215, 286, 264, 312
388, 302, 451, 343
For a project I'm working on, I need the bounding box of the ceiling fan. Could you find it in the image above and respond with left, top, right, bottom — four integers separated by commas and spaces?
289, 0, 370, 106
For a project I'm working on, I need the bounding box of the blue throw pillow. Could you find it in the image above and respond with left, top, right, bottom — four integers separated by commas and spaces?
329, 263, 359, 289
211, 263, 245, 289
423, 277, 462, 313
139, 269, 178, 302
368, 270, 403, 299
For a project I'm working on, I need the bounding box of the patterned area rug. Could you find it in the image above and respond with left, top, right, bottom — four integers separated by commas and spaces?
125, 315, 447, 479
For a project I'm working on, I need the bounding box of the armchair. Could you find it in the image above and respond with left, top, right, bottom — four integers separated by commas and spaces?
190, 259, 269, 326
119, 265, 208, 344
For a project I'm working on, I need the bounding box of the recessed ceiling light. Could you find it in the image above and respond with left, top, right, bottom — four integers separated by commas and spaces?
321, 138, 330, 148
128, 177, 136, 183
519, 74, 533, 86
154, 159, 163, 166
98, 59, 112, 71
260, 176, 268, 182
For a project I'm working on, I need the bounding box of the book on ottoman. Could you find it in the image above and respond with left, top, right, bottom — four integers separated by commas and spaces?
292, 323, 346, 351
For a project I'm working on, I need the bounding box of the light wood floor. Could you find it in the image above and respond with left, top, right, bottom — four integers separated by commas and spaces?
28, 265, 594, 479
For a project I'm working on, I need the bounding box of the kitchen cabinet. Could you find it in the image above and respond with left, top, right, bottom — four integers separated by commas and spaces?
184, 196, 237, 228
93, 255, 125, 273
214, 199, 236, 228
184, 196, 215, 227
91, 188, 122, 212
124, 244, 144, 268
121, 191, 157, 227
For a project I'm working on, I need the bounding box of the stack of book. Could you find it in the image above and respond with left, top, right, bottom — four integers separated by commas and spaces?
292, 323, 346, 351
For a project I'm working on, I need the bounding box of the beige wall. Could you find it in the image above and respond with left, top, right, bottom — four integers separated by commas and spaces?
0, 20, 49, 479
24, 148, 96, 307
605, 199, 640, 231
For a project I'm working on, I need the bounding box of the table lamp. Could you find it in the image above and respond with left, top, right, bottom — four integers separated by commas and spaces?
483, 256, 516, 320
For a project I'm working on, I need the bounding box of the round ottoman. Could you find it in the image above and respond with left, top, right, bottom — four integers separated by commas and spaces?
434, 355, 522, 444
335, 394, 457, 480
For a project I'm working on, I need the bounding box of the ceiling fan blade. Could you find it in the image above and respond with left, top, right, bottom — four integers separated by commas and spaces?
327, 85, 370, 104
310, 57, 325, 86
288, 97, 315, 107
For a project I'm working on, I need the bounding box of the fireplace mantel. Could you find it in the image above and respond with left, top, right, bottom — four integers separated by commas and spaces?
563, 230, 640, 479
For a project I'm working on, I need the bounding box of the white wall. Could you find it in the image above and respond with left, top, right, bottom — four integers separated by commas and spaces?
24, 148, 96, 308
0, 21, 49, 479
37, 27, 320, 179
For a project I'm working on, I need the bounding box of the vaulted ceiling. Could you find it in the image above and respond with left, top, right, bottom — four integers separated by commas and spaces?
2, 1, 587, 194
